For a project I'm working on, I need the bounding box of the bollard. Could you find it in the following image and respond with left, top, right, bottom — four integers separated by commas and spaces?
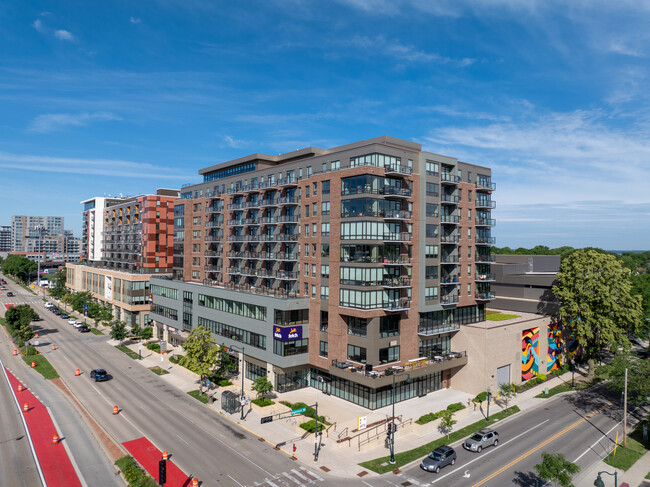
75, 369, 80, 376
52, 344, 56, 350
35, 333, 38, 339
52, 435, 59, 445
31, 361, 36, 368
23, 403, 29, 412
13, 349, 17, 356
113, 405, 119, 415
163, 451, 168, 461
192, 479, 199, 487
18, 384, 24, 392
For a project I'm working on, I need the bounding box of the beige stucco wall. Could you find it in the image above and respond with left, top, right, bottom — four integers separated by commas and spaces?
451, 311, 553, 395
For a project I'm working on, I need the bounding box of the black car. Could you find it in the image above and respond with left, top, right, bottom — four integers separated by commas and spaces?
90, 369, 110, 382
78, 325, 90, 333
6, 291, 14, 297
60, 314, 69, 319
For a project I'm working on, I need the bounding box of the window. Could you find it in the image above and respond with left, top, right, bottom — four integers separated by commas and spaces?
304, 283, 308, 295
380, 315, 400, 337
273, 338, 308, 356
198, 294, 267, 320
320, 286, 329, 299
305, 264, 309, 276
347, 345, 367, 363
321, 264, 329, 278
468, 228, 472, 239
192, 257, 200, 266
321, 201, 330, 215
425, 286, 438, 300
320, 341, 328, 357
468, 283, 472, 295
193, 203, 201, 211
193, 230, 201, 239
468, 246, 472, 258
193, 243, 201, 252
193, 216, 200, 225
426, 225, 439, 238
313, 223, 317, 236
305, 224, 309, 236
426, 182, 439, 197
311, 285, 316, 298
321, 244, 329, 257
307, 166, 312, 177
331, 160, 340, 170
426, 160, 439, 175
322, 180, 330, 194
468, 209, 472, 220
425, 245, 439, 259
426, 204, 439, 218
468, 190, 472, 202
313, 182, 318, 195
425, 266, 438, 279
321, 223, 330, 236
306, 185, 310, 198
379, 345, 400, 364
246, 362, 267, 381
305, 205, 310, 217
192, 270, 200, 279
313, 202, 317, 215
322, 162, 327, 172
468, 171, 472, 183
346, 316, 368, 337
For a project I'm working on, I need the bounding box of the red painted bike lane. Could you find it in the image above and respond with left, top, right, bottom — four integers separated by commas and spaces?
123, 437, 193, 487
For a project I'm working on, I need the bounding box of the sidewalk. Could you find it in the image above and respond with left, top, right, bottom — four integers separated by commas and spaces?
116, 337, 650, 481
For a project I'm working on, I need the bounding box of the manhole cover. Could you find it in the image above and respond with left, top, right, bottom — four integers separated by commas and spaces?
357, 471, 368, 477
320, 466, 331, 472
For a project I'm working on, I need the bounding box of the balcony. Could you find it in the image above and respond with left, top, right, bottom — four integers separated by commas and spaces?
418, 323, 460, 336
226, 235, 247, 242
221, 281, 299, 299
243, 184, 260, 193
277, 215, 299, 223
475, 253, 495, 263
440, 255, 458, 264
440, 235, 459, 244
441, 173, 460, 184
382, 277, 411, 288
206, 206, 222, 214
476, 218, 496, 227
475, 273, 495, 282
382, 299, 411, 312
382, 256, 412, 266
245, 218, 262, 226
226, 267, 244, 275
245, 201, 261, 209
204, 265, 220, 271
475, 237, 496, 245
475, 199, 496, 209
276, 252, 299, 261
277, 234, 299, 242
276, 271, 298, 280
259, 181, 277, 190
260, 217, 278, 225
261, 198, 279, 207
440, 277, 458, 285
475, 181, 496, 192
441, 294, 458, 306
226, 251, 245, 259
383, 232, 412, 242
384, 164, 413, 176
440, 194, 459, 204
277, 177, 298, 187
384, 187, 412, 199
227, 187, 244, 195
227, 219, 245, 226
441, 215, 460, 225
227, 203, 245, 211
475, 291, 495, 301
204, 233, 223, 242
384, 210, 411, 221
205, 221, 221, 228
278, 196, 298, 205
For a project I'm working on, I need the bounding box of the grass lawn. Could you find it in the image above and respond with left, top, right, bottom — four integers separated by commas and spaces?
149, 366, 170, 376
90, 328, 104, 335
22, 355, 59, 379
251, 397, 274, 407
116, 345, 139, 360
486, 312, 519, 321
115, 455, 158, 487
604, 420, 650, 471
187, 389, 209, 404
535, 382, 574, 398
359, 406, 520, 473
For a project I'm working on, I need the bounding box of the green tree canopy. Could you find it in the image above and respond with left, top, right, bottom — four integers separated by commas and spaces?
596, 353, 650, 406
179, 326, 221, 392
1, 255, 37, 283
48, 269, 67, 299
553, 249, 643, 376
534, 452, 580, 487
252, 376, 273, 398
109, 320, 128, 343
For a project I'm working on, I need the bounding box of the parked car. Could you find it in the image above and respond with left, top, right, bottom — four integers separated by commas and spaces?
78, 325, 90, 333
420, 446, 456, 473
74, 321, 84, 328
89, 369, 110, 382
6, 292, 14, 297
463, 428, 499, 453
68, 318, 77, 325
60, 314, 69, 319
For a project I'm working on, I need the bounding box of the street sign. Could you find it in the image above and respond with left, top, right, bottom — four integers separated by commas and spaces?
261, 415, 273, 424
160, 341, 167, 352
290, 407, 306, 416
358, 416, 367, 430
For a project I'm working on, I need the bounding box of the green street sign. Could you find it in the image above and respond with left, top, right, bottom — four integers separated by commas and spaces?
290, 407, 307, 416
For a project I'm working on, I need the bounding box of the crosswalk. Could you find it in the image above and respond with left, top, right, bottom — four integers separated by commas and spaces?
252, 467, 324, 487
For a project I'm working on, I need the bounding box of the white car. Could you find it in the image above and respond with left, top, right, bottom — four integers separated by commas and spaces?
44, 302, 53, 308
74, 321, 84, 328
68, 318, 77, 325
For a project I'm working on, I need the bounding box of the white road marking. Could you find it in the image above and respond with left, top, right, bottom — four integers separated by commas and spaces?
176, 433, 189, 445
228, 474, 244, 486
300, 467, 324, 481
265, 479, 279, 487
463, 469, 470, 478
291, 469, 313, 483
573, 422, 620, 463
140, 406, 150, 414
283, 471, 301, 484
430, 418, 551, 484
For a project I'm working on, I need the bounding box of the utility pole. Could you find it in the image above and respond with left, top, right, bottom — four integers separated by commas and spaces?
623, 369, 627, 448
314, 401, 319, 461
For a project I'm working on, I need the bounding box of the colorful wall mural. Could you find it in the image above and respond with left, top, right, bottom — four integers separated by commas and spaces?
547, 323, 562, 372
522, 327, 540, 380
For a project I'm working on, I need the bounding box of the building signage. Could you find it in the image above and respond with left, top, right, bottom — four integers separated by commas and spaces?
273, 325, 302, 341
105, 276, 113, 301
357, 416, 367, 430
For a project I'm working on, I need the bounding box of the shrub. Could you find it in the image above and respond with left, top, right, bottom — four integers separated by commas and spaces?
251, 397, 275, 407
146, 343, 160, 353
217, 379, 232, 387
447, 402, 465, 413
416, 411, 443, 424
22, 345, 37, 356
474, 391, 488, 403
115, 455, 158, 487
537, 373, 547, 382
169, 354, 183, 364
300, 420, 325, 433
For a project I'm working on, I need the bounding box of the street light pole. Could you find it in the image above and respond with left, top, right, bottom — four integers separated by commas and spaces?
314, 401, 319, 461
594, 470, 618, 487
240, 346, 245, 420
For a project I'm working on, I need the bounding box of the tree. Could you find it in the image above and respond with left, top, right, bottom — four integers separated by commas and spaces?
140, 326, 153, 340
109, 320, 128, 344
96, 304, 114, 327
596, 353, 650, 406
5, 305, 37, 342
179, 326, 220, 393
534, 452, 580, 487
1, 255, 37, 283
553, 249, 643, 377
252, 376, 273, 398
499, 382, 517, 409
438, 409, 456, 439
130, 323, 142, 338
212, 343, 237, 382
48, 269, 67, 299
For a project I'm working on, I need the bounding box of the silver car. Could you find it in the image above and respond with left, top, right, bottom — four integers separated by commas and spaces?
420, 445, 456, 473
463, 428, 499, 453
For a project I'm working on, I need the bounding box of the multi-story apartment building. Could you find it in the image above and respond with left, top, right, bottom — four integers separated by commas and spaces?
11, 216, 64, 252
0, 225, 11, 252
81, 196, 128, 262
150, 136, 496, 409
67, 189, 179, 327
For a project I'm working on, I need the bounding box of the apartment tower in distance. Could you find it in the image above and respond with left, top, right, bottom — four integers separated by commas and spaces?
150, 136, 496, 409
67, 189, 179, 327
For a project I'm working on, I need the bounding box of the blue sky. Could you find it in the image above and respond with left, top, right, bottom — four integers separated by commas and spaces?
1, 0, 649, 250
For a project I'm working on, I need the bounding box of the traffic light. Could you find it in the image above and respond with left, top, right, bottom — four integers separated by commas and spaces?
387, 423, 392, 438
158, 459, 167, 485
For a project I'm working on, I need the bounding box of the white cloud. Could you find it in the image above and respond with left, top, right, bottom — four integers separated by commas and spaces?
54, 30, 75, 41
29, 112, 121, 133
222, 135, 247, 149
129, 17, 142, 24
0, 151, 190, 180
32, 19, 44, 32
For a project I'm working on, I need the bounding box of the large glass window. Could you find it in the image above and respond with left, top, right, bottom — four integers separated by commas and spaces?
347, 345, 367, 363
379, 315, 400, 337
379, 345, 400, 364
345, 316, 368, 337
198, 294, 266, 321
245, 362, 267, 381
273, 338, 308, 356
197, 316, 266, 349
